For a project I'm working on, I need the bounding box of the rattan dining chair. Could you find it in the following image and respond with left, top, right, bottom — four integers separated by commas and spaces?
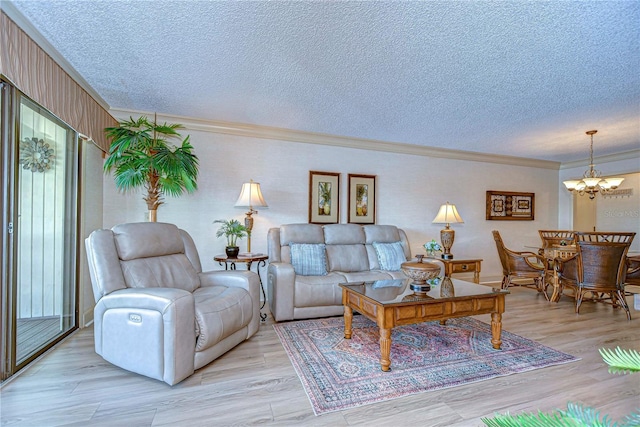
538, 230, 576, 248
625, 255, 640, 286
554, 232, 635, 320
492, 230, 547, 298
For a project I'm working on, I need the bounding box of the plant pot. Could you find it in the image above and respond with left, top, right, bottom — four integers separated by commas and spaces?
225, 246, 240, 258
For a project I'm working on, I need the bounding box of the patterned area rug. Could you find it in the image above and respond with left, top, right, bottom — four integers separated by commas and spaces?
273, 316, 579, 415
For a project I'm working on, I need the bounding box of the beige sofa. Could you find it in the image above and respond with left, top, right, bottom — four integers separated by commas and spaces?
85, 222, 261, 385
267, 223, 411, 322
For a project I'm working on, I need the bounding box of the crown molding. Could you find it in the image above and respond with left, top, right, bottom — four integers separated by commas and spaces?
1, 3, 110, 110
559, 149, 640, 170
111, 108, 561, 170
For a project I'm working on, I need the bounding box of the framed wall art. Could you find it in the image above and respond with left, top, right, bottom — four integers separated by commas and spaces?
486, 191, 535, 221
348, 174, 376, 224
309, 171, 340, 224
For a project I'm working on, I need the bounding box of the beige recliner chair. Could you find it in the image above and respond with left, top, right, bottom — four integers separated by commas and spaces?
85, 222, 260, 385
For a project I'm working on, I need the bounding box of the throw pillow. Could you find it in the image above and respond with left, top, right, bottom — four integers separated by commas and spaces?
290, 243, 328, 276
373, 241, 406, 271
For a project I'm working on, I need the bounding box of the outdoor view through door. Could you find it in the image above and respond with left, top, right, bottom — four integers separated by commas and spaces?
1, 86, 78, 381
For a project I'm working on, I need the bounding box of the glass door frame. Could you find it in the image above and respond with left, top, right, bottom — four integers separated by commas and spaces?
1, 79, 80, 381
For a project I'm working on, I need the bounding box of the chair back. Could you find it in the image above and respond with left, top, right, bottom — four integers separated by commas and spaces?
574, 232, 635, 290
86, 222, 202, 301
626, 255, 640, 285
539, 230, 575, 248
492, 230, 510, 274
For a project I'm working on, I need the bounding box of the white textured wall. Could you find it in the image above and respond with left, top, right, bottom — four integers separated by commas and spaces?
79, 140, 104, 327
103, 128, 562, 284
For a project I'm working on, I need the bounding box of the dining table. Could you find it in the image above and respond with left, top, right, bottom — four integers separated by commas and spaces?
526, 244, 578, 302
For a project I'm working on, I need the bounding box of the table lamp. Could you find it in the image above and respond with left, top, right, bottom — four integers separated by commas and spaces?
432, 202, 464, 260
234, 179, 268, 255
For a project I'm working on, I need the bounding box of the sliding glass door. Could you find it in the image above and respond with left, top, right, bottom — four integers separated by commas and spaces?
1, 82, 78, 380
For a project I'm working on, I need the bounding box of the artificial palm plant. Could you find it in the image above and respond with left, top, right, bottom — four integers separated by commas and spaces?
104, 116, 199, 222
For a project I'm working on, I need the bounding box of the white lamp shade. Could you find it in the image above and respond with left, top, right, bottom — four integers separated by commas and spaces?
234, 181, 268, 208
599, 180, 612, 190
604, 177, 624, 188
582, 177, 602, 188
563, 180, 580, 190
432, 202, 464, 225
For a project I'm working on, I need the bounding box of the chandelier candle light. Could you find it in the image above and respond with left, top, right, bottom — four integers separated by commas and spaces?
234, 179, 268, 255
563, 130, 624, 200
432, 202, 464, 260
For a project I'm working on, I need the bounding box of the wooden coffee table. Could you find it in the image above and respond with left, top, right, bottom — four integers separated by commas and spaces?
340, 278, 509, 371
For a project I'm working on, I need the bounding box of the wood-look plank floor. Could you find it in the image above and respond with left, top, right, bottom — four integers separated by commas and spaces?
1, 286, 639, 427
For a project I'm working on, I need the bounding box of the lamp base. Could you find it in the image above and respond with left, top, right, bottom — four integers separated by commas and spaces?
440, 227, 455, 261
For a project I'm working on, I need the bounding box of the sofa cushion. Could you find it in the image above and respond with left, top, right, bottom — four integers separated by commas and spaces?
324, 224, 366, 244
294, 272, 347, 307
193, 285, 252, 352
373, 241, 406, 271
281, 224, 325, 245
120, 254, 200, 292
326, 244, 370, 272
290, 243, 328, 276
113, 222, 184, 260
364, 225, 401, 244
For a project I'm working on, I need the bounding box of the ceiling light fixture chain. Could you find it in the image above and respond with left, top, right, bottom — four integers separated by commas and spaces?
563, 130, 624, 200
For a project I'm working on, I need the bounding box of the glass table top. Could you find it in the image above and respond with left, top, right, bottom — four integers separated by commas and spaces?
339, 278, 508, 306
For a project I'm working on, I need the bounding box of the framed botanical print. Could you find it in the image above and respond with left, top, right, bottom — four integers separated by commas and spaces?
309, 171, 340, 224
486, 191, 535, 220
348, 174, 376, 224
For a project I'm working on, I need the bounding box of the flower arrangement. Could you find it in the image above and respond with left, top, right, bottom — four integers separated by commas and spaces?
424, 239, 442, 256
426, 277, 441, 287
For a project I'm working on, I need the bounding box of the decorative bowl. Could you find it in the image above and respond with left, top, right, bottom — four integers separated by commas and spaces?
401, 255, 441, 292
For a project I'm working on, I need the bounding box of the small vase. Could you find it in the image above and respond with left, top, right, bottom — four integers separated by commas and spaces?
225, 246, 239, 258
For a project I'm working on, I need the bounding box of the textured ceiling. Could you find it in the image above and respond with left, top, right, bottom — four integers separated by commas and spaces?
6, 0, 640, 163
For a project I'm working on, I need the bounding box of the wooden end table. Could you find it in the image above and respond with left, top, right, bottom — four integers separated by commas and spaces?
215, 253, 268, 321
340, 278, 508, 371
426, 257, 483, 283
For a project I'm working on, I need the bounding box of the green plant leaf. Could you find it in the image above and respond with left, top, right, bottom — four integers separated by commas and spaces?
103, 116, 199, 212
599, 347, 640, 375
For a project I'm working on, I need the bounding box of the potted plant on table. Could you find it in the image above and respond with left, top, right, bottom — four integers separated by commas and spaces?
214, 219, 248, 258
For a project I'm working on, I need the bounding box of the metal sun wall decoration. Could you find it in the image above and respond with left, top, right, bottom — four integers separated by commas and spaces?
19, 137, 54, 173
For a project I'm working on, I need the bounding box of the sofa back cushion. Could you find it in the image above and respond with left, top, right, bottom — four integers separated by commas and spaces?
323, 224, 370, 272
326, 245, 370, 272
120, 254, 201, 292
113, 222, 200, 292
278, 224, 325, 263
364, 225, 411, 269
324, 224, 365, 244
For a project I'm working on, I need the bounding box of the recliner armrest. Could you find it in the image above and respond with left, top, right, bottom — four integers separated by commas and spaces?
267, 262, 296, 321
93, 287, 196, 385
198, 270, 261, 335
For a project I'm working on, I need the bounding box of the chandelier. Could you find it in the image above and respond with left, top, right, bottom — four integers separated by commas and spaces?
562, 130, 624, 200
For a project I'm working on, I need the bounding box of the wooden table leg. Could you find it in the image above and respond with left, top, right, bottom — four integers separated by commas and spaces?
491, 312, 502, 350
550, 272, 561, 302
379, 327, 391, 371
343, 305, 353, 339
